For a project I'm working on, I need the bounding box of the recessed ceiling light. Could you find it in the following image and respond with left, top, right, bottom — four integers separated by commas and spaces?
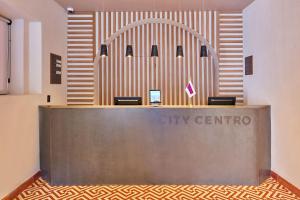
67, 7, 74, 14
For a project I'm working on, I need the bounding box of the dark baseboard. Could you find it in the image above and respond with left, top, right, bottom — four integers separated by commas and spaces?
271, 171, 300, 197
2, 171, 41, 200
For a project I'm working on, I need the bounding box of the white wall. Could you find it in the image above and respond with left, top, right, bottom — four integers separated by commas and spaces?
0, 20, 9, 94
0, 95, 43, 198
10, 19, 26, 94
29, 22, 42, 94
244, 0, 300, 188
0, 0, 67, 198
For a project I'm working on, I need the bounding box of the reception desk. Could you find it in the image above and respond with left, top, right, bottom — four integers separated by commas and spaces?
39, 105, 271, 186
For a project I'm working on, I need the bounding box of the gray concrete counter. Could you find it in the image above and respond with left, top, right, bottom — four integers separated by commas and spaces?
39, 105, 271, 186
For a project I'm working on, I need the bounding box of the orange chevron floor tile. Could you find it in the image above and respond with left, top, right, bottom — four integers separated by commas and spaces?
15, 177, 300, 200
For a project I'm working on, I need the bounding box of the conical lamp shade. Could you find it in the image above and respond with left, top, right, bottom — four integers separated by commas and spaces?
151, 45, 159, 57
176, 45, 184, 57
126, 45, 133, 57
100, 44, 108, 57
200, 45, 208, 57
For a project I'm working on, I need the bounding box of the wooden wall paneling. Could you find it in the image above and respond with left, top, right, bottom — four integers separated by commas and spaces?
163, 12, 167, 105
124, 12, 127, 99
67, 11, 244, 106
114, 13, 118, 104
191, 11, 196, 105
99, 12, 103, 105
150, 12, 153, 92
169, 12, 173, 105
109, 12, 113, 105
178, 12, 182, 105
208, 11, 213, 98
146, 12, 150, 105
159, 12, 163, 104
218, 12, 244, 104
67, 12, 95, 105
173, 12, 177, 105
197, 11, 202, 105
132, 12, 136, 97
106, 12, 110, 105
136, 12, 141, 102
187, 11, 191, 105
183, 11, 187, 105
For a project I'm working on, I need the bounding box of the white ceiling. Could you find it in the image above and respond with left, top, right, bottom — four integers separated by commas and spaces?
54, 0, 255, 12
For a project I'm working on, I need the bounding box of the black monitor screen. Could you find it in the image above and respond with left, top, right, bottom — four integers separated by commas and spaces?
208, 97, 236, 106
114, 97, 142, 105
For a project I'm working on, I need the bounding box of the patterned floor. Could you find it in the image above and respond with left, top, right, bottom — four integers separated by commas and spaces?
15, 177, 300, 200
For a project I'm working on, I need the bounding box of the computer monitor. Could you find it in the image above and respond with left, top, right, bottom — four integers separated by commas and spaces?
150, 90, 161, 104
208, 97, 236, 106
114, 97, 142, 105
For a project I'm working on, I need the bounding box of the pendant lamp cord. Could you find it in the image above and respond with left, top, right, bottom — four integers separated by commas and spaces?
202, 0, 204, 45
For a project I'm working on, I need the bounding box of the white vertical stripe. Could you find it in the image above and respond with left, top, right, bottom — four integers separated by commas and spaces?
132, 11, 135, 96
159, 12, 163, 103
209, 11, 212, 97
95, 12, 99, 105
155, 12, 158, 89
169, 12, 172, 105
188, 10, 191, 80
164, 12, 168, 104
188, 11, 191, 104
197, 11, 201, 105
178, 11, 182, 105
128, 12, 131, 96
137, 12, 141, 96
115, 12, 118, 98
213, 11, 219, 95
146, 12, 150, 105
110, 12, 114, 105
214, 11, 217, 52
200, 11, 205, 104
203, 11, 208, 102
211, 11, 215, 97
183, 11, 187, 105
174, 11, 177, 105
141, 12, 145, 102
124, 12, 128, 96
120, 12, 123, 96
105, 12, 109, 104
150, 12, 154, 89
101, 12, 104, 105
192, 11, 196, 104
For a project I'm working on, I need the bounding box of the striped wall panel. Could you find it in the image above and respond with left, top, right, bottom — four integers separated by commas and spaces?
218, 12, 244, 104
67, 11, 244, 105
97, 11, 218, 106
67, 13, 96, 105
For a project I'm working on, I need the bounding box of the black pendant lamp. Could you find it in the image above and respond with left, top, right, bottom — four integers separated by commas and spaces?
100, 44, 108, 57
151, 45, 159, 57
176, 45, 184, 57
200, 0, 208, 58
200, 44, 208, 57
126, 45, 133, 57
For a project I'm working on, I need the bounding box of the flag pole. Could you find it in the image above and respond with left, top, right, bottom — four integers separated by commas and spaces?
189, 76, 192, 107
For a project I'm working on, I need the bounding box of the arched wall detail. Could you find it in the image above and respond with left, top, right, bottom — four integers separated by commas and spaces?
66, 12, 244, 106
94, 17, 219, 105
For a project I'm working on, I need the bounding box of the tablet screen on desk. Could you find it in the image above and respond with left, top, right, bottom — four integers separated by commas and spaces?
150, 90, 161, 104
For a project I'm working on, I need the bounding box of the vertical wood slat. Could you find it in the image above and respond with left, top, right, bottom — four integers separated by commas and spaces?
97, 11, 243, 105
68, 11, 244, 106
